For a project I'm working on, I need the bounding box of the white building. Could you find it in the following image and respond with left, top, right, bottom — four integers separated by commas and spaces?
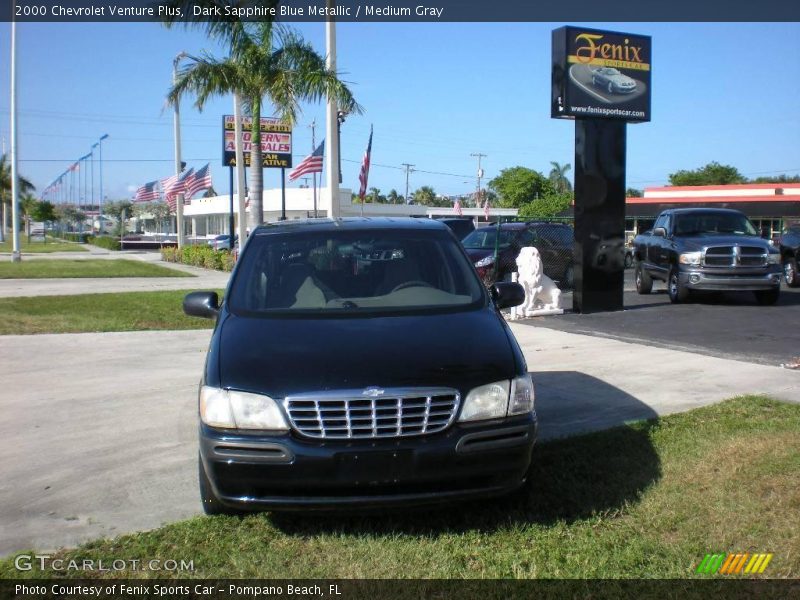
179, 186, 517, 238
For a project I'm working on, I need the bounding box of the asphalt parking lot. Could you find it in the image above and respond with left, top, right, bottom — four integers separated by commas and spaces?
542, 272, 800, 367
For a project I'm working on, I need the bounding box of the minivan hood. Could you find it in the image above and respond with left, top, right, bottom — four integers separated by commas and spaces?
215, 308, 517, 399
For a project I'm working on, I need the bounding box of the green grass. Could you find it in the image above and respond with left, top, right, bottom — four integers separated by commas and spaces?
0, 290, 220, 334
0, 259, 193, 279
0, 238, 87, 253
2, 396, 798, 579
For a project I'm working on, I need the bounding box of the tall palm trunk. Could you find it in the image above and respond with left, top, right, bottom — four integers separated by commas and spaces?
248, 97, 263, 230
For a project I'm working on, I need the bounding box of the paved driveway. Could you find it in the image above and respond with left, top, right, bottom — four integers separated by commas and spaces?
548, 273, 800, 367
1, 324, 797, 556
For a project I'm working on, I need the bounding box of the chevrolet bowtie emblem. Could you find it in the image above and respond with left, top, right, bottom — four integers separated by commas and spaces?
362, 387, 385, 397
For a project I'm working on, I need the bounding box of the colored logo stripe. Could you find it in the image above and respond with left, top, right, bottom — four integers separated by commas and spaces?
697, 553, 773, 574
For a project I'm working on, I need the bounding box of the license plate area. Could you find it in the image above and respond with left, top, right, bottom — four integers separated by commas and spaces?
336, 450, 413, 484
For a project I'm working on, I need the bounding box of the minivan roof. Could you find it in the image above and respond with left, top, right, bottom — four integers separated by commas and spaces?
252, 217, 450, 236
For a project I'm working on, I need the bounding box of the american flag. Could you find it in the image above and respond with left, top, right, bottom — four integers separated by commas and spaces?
164, 168, 194, 210
289, 141, 324, 182
184, 163, 213, 200
358, 126, 373, 201
134, 181, 160, 202
454, 198, 463, 216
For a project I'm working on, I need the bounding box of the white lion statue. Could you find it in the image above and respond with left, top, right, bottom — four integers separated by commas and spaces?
514, 246, 562, 317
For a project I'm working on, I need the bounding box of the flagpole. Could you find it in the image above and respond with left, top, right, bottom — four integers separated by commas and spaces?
234, 94, 247, 248
310, 119, 317, 218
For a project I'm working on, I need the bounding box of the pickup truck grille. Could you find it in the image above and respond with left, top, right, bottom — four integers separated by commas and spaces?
284, 388, 460, 439
703, 246, 767, 267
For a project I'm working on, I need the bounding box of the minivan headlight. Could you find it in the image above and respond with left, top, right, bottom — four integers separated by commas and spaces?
679, 251, 702, 266
474, 255, 495, 268
459, 380, 509, 422
199, 386, 289, 431
767, 252, 780, 265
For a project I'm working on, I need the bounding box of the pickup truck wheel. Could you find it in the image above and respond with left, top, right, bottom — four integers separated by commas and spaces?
668, 268, 690, 304
199, 455, 244, 516
635, 263, 652, 294
784, 256, 799, 287
754, 288, 780, 305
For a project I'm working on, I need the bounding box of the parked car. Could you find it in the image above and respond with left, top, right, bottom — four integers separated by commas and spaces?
633, 208, 783, 304
591, 67, 637, 94
184, 217, 535, 513
779, 225, 800, 287
462, 222, 575, 288
208, 234, 238, 250
436, 217, 476, 241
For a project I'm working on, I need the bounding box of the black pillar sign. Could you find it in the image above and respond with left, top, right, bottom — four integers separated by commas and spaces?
552, 27, 651, 123
222, 115, 293, 168
552, 26, 651, 314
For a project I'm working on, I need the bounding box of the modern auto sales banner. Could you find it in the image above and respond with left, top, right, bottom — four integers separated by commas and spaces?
222, 115, 293, 168
552, 26, 651, 122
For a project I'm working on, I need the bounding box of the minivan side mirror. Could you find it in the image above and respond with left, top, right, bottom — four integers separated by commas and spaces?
491, 282, 525, 310
653, 227, 666, 238
183, 291, 220, 319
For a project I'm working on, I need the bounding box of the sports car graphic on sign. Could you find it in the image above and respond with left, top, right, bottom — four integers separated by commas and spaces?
590, 67, 637, 94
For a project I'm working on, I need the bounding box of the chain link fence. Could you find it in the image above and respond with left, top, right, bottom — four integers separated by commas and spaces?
461, 216, 576, 291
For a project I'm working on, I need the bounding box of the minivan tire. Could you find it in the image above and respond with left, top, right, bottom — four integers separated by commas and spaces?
784, 256, 799, 288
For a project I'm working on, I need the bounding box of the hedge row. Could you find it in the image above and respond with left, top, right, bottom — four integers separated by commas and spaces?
59, 232, 121, 250
88, 236, 121, 251
161, 246, 235, 272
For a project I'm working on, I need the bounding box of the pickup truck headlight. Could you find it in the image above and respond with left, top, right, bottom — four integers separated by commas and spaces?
679, 251, 702, 266
200, 386, 289, 431
767, 253, 780, 265
474, 255, 495, 268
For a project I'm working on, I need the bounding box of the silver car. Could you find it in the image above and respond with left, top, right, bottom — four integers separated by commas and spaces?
591, 67, 637, 94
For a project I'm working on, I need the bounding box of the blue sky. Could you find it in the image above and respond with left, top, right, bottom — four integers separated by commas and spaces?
0, 21, 798, 201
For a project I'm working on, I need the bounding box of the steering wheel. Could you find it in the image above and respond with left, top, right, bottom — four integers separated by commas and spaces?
390, 280, 435, 293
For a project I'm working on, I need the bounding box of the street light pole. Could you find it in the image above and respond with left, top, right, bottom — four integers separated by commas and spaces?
325, 2, 340, 218
10, 20, 21, 262
173, 52, 187, 248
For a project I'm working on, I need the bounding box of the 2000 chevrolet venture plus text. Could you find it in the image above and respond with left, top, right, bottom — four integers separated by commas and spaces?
183, 218, 536, 513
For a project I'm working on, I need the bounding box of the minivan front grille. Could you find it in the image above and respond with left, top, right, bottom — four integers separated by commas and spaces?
703, 246, 767, 267
284, 388, 460, 439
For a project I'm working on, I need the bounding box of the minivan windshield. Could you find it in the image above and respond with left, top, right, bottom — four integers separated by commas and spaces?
228, 229, 485, 314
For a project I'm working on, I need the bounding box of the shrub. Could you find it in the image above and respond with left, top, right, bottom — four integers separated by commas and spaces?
160, 244, 232, 272
87, 235, 121, 251
61, 232, 90, 243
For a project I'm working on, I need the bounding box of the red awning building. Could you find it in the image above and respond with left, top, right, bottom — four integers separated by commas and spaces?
625, 183, 800, 240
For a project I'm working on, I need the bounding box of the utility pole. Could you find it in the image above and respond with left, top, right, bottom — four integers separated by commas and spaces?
401, 163, 415, 204
470, 153, 486, 208
10, 20, 20, 261
325, 4, 340, 218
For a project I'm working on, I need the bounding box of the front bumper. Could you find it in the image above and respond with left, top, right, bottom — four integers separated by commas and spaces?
200, 413, 537, 510
679, 265, 782, 291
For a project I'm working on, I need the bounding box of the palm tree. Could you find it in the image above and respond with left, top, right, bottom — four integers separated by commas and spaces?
167, 22, 361, 230
548, 161, 573, 194
386, 189, 400, 204
0, 154, 35, 242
